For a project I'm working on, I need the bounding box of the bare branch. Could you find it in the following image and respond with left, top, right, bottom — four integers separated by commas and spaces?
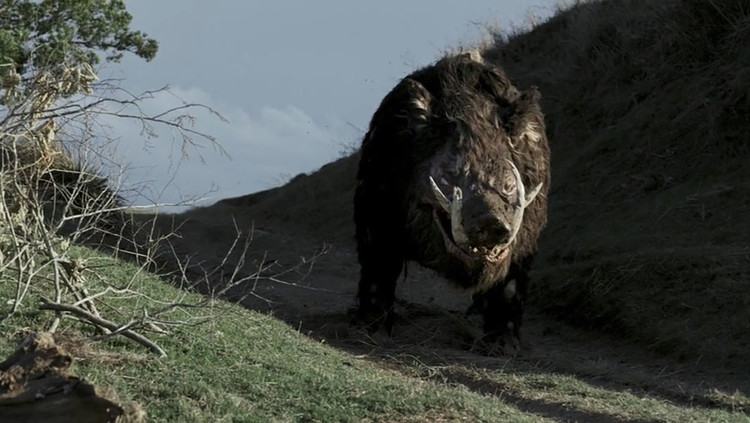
39, 297, 166, 357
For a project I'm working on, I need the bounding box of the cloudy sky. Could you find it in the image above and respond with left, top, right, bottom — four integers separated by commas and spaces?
109, 1, 559, 209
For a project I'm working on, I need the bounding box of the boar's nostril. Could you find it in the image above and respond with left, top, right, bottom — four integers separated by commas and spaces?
472, 215, 510, 248
487, 225, 510, 245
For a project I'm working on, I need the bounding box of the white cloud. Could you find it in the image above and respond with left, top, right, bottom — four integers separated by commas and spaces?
99, 85, 354, 210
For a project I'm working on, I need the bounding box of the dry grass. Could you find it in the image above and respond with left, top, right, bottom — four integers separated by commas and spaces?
480, 0, 750, 367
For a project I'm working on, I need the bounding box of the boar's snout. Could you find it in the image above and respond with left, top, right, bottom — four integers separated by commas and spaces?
468, 214, 511, 249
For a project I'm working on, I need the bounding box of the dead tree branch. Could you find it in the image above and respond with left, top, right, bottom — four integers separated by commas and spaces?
39, 297, 167, 358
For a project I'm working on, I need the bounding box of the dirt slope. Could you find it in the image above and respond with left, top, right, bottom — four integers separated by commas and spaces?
0, 333, 143, 422
151, 0, 749, 419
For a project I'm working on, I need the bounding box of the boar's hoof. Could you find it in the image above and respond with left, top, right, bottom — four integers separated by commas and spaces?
471, 330, 522, 357
351, 300, 395, 336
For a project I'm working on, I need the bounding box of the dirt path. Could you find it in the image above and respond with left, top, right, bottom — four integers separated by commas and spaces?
148, 204, 749, 421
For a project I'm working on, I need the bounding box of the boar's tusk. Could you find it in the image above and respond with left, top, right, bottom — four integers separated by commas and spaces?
450, 186, 469, 245
506, 160, 525, 208
505, 160, 526, 248
429, 176, 452, 213
497, 160, 542, 250
525, 182, 544, 206
428, 176, 469, 245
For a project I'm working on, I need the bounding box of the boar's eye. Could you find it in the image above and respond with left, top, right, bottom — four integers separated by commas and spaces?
501, 171, 517, 196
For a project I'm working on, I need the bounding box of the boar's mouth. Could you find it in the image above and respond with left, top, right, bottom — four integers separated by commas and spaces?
430, 208, 508, 267
428, 160, 543, 267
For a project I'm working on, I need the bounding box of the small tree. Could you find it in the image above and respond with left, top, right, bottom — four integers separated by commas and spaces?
0, 0, 157, 77
1, 0, 159, 162
0, 0, 165, 240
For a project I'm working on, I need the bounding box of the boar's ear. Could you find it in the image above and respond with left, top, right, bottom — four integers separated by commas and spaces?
400, 78, 432, 133
371, 78, 432, 135
509, 88, 546, 147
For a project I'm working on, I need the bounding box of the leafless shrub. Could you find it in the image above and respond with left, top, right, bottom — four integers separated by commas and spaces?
0, 59, 316, 357
0, 58, 330, 356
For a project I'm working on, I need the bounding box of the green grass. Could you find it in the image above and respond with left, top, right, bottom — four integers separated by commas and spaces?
0, 246, 532, 422
464, 369, 746, 423
4, 244, 748, 421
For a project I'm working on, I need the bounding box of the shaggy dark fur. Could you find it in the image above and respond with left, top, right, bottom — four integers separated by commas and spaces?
354, 51, 550, 344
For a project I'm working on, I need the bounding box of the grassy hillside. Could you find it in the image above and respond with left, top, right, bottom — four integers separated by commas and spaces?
485, 0, 750, 365
0, 247, 534, 422
223, 0, 750, 367
222, 154, 359, 243
3, 245, 748, 421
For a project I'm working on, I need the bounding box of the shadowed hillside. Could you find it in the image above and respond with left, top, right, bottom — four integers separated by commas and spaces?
220, 0, 749, 369
483, 0, 750, 366
222, 153, 359, 243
